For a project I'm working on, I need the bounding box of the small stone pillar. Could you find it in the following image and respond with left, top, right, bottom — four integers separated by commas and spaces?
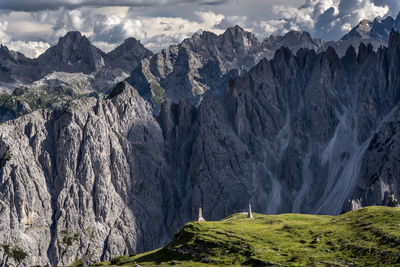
248, 203, 253, 218
197, 208, 206, 222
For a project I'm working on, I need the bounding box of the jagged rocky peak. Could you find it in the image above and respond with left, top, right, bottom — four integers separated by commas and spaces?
59, 30, 84, 45
0, 32, 156, 122
37, 31, 106, 74
370, 16, 395, 40
342, 13, 400, 42
222, 25, 260, 47
263, 30, 324, 54
106, 37, 153, 72
127, 24, 269, 106
0, 44, 39, 83
0, 44, 17, 61
342, 19, 373, 40
0, 44, 35, 65
126, 25, 332, 107
181, 25, 260, 54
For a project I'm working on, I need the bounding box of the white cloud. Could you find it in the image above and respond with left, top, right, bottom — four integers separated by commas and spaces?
0, 19, 50, 58
136, 11, 225, 51
0, 7, 229, 55
0, 21, 11, 43
262, 0, 390, 40
92, 14, 145, 44
6, 41, 50, 58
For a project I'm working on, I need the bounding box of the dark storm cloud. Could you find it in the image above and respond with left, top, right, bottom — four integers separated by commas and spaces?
0, 0, 229, 11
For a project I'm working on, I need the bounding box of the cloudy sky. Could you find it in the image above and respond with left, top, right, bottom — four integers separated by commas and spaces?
0, 0, 399, 58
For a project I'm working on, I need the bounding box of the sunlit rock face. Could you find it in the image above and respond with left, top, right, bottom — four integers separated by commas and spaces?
0, 82, 174, 266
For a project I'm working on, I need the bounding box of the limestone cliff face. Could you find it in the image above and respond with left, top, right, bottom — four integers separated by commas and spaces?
0, 82, 174, 266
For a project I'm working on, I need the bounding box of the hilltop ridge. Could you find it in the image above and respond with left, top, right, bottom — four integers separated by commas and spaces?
97, 206, 400, 266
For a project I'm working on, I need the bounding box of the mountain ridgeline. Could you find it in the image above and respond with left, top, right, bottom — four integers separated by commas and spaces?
0, 31, 153, 121
0, 31, 153, 83
128, 26, 324, 107
1, 24, 400, 265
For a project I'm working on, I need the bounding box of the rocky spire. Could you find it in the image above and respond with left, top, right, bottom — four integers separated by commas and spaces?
197, 208, 206, 222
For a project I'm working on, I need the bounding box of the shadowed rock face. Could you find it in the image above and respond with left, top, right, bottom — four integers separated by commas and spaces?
105, 38, 154, 73
0, 45, 41, 82
159, 31, 400, 222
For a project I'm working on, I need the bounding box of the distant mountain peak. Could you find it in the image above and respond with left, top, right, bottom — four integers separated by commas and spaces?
38, 31, 106, 74
225, 24, 245, 33
263, 30, 324, 54
121, 37, 141, 47
61, 31, 83, 40
55, 31, 93, 51
105, 36, 153, 72
223, 25, 254, 38
341, 19, 373, 40
341, 14, 400, 42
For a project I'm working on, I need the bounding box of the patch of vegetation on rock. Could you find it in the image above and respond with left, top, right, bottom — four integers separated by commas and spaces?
61, 230, 80, 247
1, 244, 28, 265
0, 149, 11, 168
150, 83, 167, 110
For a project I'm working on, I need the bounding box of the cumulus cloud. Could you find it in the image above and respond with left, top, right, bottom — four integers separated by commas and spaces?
261, 0, 391, 40
0, 21, 11, 43
0, 20, 50, 57
6, 41, 50, 58
134, 11, 225, 51
0, 5, 228, 55
92, 14, 145, 44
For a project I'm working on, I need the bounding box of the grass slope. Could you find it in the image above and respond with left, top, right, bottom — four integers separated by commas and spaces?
94, 207, 400, 266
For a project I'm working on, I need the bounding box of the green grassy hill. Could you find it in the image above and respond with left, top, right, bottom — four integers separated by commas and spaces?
94, 206, 400, 266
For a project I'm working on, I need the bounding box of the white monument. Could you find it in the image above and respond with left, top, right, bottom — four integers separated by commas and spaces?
197, 208, 206, 222
248, 203, 253, 218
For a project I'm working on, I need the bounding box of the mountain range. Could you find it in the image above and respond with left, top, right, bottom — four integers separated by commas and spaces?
1, 13, 400, 266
